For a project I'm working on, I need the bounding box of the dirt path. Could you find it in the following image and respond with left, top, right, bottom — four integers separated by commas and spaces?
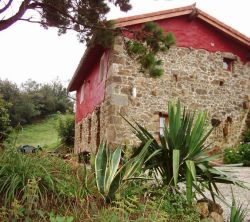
205, 167, 250, 221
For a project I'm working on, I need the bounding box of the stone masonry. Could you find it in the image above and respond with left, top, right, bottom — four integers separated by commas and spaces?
75, 37, 250, 153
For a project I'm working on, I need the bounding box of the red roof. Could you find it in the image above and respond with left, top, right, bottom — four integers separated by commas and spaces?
68, 5, 250, 92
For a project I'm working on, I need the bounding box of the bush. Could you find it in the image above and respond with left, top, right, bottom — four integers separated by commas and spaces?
242, 128, 250, 143
0, 79, 73, 126
0, 95, 11, 143
223, 147, 243, 164
223, 144, 250, 166
57, 114, 75, 147
238, 143, 250, 166
94, 186, 199, 222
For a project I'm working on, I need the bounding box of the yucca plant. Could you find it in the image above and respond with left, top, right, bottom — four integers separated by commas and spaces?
124, 100, 244, 204
230, 187, 248, 222
95, 140, 154, 203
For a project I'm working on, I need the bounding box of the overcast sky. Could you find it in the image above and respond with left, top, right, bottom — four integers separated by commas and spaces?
0, 0, 249, 86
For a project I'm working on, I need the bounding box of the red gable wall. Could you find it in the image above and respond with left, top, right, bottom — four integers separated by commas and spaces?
75, 15, 249, 123
76, 51, 108, 122
124, 16, 249, 62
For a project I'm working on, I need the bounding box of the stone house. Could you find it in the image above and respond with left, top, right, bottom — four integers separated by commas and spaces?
68, 5, 250, 154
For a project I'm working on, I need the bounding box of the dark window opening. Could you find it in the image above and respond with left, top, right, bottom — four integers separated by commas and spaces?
223, 58, 234, 72
159, 113, 168, 136
219, 80, 224, 86
96, 107, 101, 149
226, 116, 232, 124
88, 118, 92, 144
211, 118, 221, 127
173, 74, 178, 82
79, 124, 83, 142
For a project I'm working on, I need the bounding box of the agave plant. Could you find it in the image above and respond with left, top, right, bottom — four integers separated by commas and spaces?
95, 140, 153, 203
124, 100, 244, 204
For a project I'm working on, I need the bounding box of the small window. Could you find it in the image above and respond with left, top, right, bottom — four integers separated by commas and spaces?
99, 53, 107, 83
159, 113, 168, 136
80, 83, 84, 103
223, 58, 233, 72
88, 118, 91, 144
79, 124, 83, 142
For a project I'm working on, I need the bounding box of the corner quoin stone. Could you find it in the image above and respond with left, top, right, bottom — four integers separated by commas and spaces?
110, 94, 128, 106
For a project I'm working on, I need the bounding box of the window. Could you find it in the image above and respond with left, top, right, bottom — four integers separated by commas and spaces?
223, 58, 234, 72
159, 113, 168, 136
99, 53, 107, 83
80, 83, 84, 103
79, 123, 83, 142
88, 118, 92, 144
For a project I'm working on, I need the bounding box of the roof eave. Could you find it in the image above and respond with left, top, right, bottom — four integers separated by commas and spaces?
196, 9, 250, 47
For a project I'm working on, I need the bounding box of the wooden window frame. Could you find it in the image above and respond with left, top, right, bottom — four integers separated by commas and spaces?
99, 53, 107, 83
80, 83, 84, 103
223, 58, 234, 72
159, 112, 169, 137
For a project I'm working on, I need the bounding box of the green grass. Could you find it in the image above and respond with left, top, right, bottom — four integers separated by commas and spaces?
10, 114, 60, 150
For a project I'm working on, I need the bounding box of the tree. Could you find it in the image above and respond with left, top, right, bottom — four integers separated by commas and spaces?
0, 95, 11, 143
0, 0, 131, 43
0, 79, 73, 126
0, 1, 175, 77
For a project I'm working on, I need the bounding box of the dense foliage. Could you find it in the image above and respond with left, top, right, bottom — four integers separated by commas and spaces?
0, 0, 131, 45
0, 146, 91, 220
242, 128, 250, 143
0, 79, 73, 126
224, 144, 250, 166
0, 95, 11, 143
223, 125, 250, 166
0, 143, 200, 221
57, 114, 75, 147
0, 101, 247, 221
126, 22, 175, 77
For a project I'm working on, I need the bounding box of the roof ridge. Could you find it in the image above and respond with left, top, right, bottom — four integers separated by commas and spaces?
114, 4, 195, 24
113, 4, 250, 47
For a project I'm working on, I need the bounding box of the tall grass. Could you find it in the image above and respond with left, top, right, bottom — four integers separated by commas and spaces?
0, 145, 90, 215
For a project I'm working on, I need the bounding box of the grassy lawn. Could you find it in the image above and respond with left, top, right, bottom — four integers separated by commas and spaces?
10, 114, 60, 150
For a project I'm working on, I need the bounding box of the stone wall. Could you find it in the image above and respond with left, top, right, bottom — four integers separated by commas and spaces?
102, 37, 250, 149
75, 106, 103, 154
74, 37, 250, 153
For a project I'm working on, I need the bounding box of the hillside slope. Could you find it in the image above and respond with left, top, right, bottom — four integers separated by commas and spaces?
11, 114, 60, 149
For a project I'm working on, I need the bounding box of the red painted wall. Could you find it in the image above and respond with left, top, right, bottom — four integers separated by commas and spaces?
124, 16, 249, 62
76, 15, 249, 123
76, 51, 108, 122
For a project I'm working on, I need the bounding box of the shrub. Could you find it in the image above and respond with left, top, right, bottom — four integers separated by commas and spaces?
0, 95, 11, 143
238, 143, 250, 166
223, 147, 243, 164
94, 186, 199, 222
57, 114, 75, 147
242, 128, 250, 143
223, 144, 250, 166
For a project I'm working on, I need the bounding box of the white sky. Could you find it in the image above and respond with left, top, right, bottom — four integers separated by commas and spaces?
0, 0, 249, 86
